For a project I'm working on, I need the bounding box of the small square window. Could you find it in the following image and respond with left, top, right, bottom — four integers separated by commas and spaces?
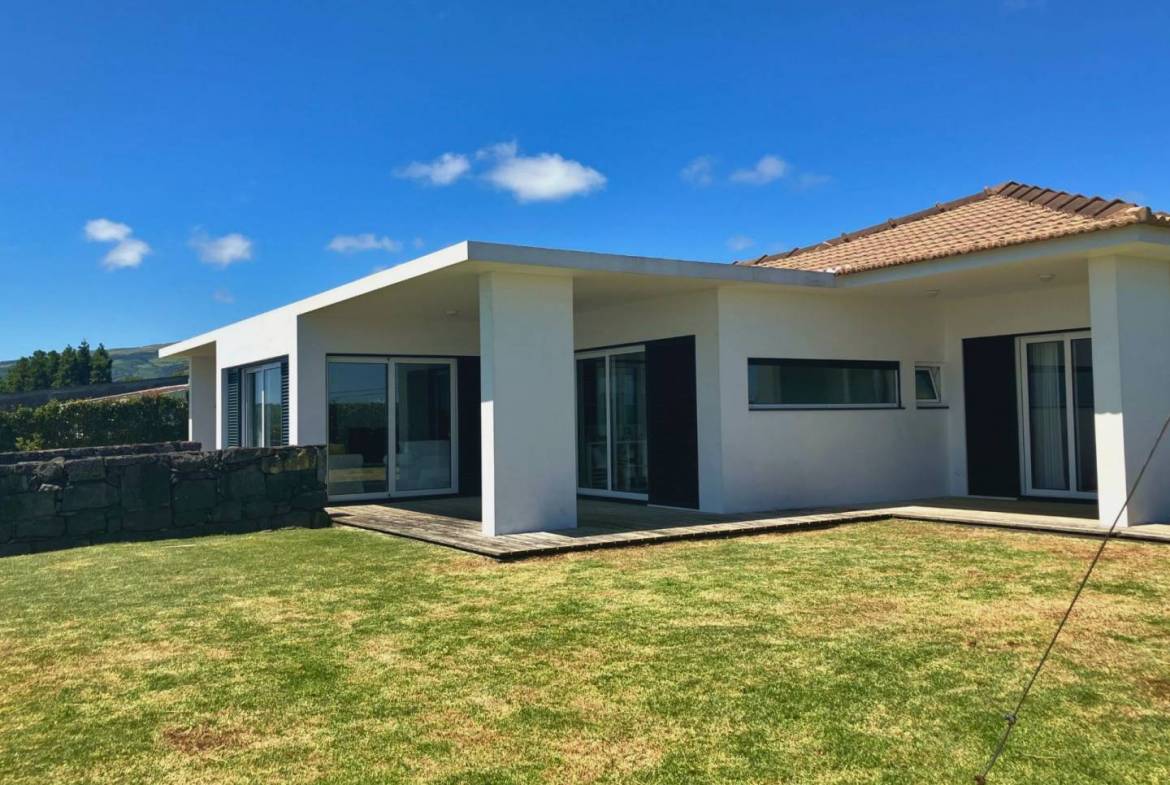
914, 364, 943, 405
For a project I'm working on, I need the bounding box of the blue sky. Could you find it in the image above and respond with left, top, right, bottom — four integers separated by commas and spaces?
2, 1, 1168, 358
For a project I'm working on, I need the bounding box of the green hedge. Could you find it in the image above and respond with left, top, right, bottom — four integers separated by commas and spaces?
0, 395, 188, 453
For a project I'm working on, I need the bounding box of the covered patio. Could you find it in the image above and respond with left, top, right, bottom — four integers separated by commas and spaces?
326, 496, 1170, 560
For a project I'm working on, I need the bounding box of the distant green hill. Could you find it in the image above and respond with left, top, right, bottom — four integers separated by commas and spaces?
0, 343, 187, 383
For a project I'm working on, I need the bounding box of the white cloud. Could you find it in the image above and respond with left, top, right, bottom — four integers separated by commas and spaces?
476, 140, 518, 161
326, 233, 403, 254
212, 288, 235, 304
191, 230, 253, 267
412, 237, 425, 249
394, 152, 471, 186
681, 156, 716, 186
84, 218, 132, 243
482, 144, 606, 203
726, 235, 755, 252
730, 155, 789, 185
102, 238, 150, 269
396, 141, 605, 202
84, 218, 150, 269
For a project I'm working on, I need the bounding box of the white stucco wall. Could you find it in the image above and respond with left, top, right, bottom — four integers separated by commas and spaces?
573, 288, 725, 511
714, 286, 949, 512
294, 306, 478, 446
185, 257, 1141, 525
941, 282, 1090, 495
1088, 256, 1170, 525
187, 354, 217, 449
479, 272, 578, 534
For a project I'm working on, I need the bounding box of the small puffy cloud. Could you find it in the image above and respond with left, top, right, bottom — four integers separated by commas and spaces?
191, 230, 253, 267
681, 156, 715, 186
726, 235, 755, 252
730, 155, 789, 185
412, 237, 425, 249
327, 233, 403, 254
84, 218, 132, 243
103, 238, 151, 269
212, 288, 235, 304
482, 143, 606, 203
84, 218, 150, 269
394, 152, 471, 186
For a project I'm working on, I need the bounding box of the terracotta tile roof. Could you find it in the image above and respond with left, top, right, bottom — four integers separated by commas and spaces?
740, 181, 1170, 275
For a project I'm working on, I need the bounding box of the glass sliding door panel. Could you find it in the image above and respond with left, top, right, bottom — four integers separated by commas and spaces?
1026, 340, 1069, 491
263, 366, 283, 447
610, 351, 648, 494
1071, 338, 1097, 493
327, 361, 388, 496
249, 371, 265, 447
395, 363, 452, 492
577, 357, 609, 490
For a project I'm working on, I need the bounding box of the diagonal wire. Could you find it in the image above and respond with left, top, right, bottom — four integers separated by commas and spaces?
974, 410, 1170, 784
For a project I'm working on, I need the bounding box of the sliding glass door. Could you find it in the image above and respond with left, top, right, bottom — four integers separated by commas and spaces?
1017, 332, 1096, 499
327, 357, 457, 500
576, 347, 648, 499
395, 362, 454, 494
327, 360, 389, 497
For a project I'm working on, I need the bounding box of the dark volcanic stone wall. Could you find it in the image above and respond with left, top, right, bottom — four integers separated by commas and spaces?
0, 441, 201, 466
0, 445, 331, 556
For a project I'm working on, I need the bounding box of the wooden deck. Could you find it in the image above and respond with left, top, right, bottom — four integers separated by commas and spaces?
326, 495, 1170, 560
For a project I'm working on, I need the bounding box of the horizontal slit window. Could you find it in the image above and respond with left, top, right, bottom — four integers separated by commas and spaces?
748, 358, 900, 409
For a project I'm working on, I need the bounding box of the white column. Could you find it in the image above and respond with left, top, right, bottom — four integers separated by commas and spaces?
1088, 255, 1170, 527
479, 272, 577, 535
187, 353, 217, 450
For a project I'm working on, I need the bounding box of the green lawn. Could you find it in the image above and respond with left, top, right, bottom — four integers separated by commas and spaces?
1, 522, 1168, 785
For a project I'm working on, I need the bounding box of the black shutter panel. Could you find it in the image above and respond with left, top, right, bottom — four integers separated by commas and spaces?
962, 336, 1021, 497
226, 367, 241, 448
456, 356, 481, 496
280, 358, 290, 447
645, 336, 700, 509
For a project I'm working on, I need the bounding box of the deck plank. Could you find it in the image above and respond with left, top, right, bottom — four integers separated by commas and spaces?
327, 496, 1170, 560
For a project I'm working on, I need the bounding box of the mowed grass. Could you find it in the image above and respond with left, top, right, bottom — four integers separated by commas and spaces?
1, 522, 1169, 785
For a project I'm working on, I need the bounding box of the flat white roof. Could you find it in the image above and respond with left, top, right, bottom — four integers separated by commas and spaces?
160, 240, 834, 357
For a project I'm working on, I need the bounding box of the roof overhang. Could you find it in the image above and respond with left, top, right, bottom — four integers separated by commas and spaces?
161, 241, 834, 357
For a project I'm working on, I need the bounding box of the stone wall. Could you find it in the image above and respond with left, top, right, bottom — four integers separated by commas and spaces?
0, 445, 331, 556
0, 441, 201, 466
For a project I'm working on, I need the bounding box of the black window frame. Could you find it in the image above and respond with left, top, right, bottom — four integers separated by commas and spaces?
225, 355, 289, 448
747, 357, 902, 410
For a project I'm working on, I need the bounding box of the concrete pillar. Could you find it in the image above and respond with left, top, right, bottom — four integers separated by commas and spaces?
1088, 255, 1170, 526
479, 272, 577, 535
187, 353, 217, 450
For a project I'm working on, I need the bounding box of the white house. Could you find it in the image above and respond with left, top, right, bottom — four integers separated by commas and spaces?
161, 181, 1170, 533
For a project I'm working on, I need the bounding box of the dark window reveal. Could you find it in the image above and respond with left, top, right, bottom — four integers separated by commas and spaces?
748, 358, 900, 408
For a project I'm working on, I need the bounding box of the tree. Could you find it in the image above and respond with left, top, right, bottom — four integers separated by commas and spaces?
77, 340, 94, 385
90, 343, 113, 384
0, 340, 116, 393
0, 357, 32, 393
54, 345, 81, 388
28, 351, 57, 391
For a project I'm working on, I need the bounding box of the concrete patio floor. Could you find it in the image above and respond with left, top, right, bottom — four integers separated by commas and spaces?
326, 495, 1170, 560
